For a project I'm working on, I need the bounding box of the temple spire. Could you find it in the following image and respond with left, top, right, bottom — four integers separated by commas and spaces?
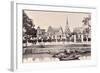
66, 17, 68, 25
65, 17, 70, 34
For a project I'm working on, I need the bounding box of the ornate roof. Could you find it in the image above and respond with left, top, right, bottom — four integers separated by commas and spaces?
47, 26, 63, 34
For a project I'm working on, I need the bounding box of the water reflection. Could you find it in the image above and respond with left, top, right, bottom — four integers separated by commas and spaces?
23, 47, 91, 63
23, 55, 91, 63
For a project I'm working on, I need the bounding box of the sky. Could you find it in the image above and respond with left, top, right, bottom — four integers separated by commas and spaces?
24, 10, 90, 32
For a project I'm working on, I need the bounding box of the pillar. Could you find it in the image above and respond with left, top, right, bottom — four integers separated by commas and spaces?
81, 34, 83, 43
74, 35, 76, 43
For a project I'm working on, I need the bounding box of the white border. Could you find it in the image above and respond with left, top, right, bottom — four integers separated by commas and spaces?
11, 1, 97, 71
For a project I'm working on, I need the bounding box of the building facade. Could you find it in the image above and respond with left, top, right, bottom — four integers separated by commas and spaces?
36, 16, 91, 43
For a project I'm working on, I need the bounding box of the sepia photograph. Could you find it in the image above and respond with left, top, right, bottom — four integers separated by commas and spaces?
22, 10, 91, 63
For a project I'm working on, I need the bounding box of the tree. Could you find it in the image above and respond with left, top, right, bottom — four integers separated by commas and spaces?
23, 11, 37, 47
82, 15, 91, 34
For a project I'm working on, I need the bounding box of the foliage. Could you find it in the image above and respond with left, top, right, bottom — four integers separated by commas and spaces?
23, 11, 37, 46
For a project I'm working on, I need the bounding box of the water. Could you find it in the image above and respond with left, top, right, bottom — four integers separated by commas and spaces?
23, 56, 91, 63
23, 42, 91, 63
23, 53, 91, 63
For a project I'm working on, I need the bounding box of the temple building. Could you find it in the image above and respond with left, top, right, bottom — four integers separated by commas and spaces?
37, 26, 46, 40
47, 26, 63, 41
36, 16, 91, 43
46, 17, 71, 42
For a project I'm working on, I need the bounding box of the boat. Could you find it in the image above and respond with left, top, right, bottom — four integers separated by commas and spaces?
59, 55, 79, 61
